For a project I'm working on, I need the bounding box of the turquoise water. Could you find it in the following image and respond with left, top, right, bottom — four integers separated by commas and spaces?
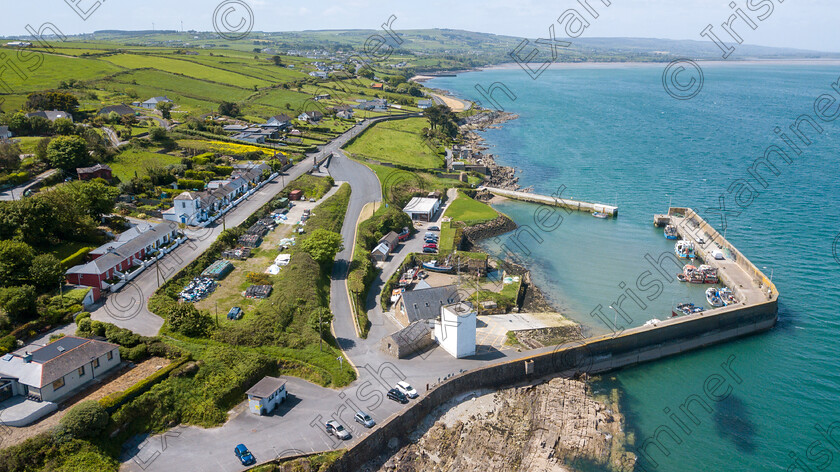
429, 64, 840, 472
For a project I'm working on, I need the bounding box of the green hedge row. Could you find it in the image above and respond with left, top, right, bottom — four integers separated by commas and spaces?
99, 357, 190, 412
61, 247, 94, 269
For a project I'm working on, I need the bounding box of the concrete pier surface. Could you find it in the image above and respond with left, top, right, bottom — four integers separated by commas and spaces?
479, 186, 619, 217
659, 207, 778, 307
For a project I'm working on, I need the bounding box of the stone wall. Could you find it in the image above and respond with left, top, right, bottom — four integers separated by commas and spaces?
461, 215, 517, 244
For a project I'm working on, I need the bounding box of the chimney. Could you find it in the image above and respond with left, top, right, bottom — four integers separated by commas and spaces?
23, 351, 32, 363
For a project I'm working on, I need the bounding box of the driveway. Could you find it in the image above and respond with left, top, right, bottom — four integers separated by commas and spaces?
0, 169, 59, 201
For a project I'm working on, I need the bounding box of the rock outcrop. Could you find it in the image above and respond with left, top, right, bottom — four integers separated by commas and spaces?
378, 377, 635, 472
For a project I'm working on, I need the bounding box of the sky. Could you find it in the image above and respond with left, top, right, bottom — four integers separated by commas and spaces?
3, 0, 839, 52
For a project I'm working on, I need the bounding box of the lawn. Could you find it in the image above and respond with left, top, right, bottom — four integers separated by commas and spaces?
344, 117, 444, 169
0, 54, 122, 93
362, 161, 468, 205
110, 149, 182, 181
13, 136, 44, 154
445, 191, 499, 225
284, 174, 334, 200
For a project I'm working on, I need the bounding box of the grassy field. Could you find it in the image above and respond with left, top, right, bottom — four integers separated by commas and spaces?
0, 53, 122, 93
445, 191, 499, 224
101, 54, 274, 89
363, 162, 468, 204
110, 149, 182, 181
177, 139, 277, 157
344, 117, 444, 169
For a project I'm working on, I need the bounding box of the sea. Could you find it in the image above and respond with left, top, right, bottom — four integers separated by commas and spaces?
427, 62, 840, 472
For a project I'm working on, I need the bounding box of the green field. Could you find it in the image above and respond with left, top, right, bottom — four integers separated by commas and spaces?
101, 54, 274, 89
444, 191, 499, 224
0, 53, 122, 93
110, 149, 182, 181
344, 117, 443, 169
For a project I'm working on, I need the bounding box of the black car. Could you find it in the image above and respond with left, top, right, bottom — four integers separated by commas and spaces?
387, 388, 409, 404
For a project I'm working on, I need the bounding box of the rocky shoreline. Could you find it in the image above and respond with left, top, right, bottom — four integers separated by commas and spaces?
377, 377, 636, 472
458, 110, 523, 190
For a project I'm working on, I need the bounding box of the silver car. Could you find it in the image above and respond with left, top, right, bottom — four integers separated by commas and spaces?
354, 411, 375, 428
325, 420, 351, 440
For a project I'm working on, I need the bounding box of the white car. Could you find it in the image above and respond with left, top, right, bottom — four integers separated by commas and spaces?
396, 381, 418, 399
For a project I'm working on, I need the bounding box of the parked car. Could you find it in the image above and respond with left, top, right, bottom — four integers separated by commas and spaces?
387, 388, 409, 404
396, 381, 418, 399
355, 411, 376, 428
227, 306, 242, 320
325, 420, 351, 440
425, 232, 438, 239
423, 243, 438, 250
427, 226, 440, 231
309, 197, 316, 202
422, 247, 437, 254
234, 444, 255, 466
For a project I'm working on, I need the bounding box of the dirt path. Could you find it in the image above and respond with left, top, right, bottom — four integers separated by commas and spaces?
2, 357, 170, 448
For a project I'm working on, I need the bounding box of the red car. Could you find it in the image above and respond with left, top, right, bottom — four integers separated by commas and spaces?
423, 243, 437, 250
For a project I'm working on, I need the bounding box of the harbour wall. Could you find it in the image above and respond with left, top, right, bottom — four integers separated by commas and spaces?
325, 297, 777, 471
481, 186, 619, 217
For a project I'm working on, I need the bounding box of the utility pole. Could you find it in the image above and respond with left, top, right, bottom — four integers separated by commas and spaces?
319, 309, 323, 351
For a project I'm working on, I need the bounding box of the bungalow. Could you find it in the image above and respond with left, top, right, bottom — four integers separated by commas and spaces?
139, 96, 173, 109
354, 98, 387, 111
0, 336, 121, 404
309, 71, 328, 79
314, 93, 331, 101
403, 197, 441, 221
97, 104, 135, 117
265, 114, 292, 129
223, 124, 249, 133
65, 222, 179, 293
232, 132, 265, 144
297, 110, 324, 123
76, 163, 112, 181
394, 284, 460, 326
26, 110, 72, 122
0, 126, 11, 140
418, 99, 434, 109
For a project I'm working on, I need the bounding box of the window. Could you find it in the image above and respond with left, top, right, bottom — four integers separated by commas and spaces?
78, 366, 85, 376
52, 377, 65, 391
93, 358, 100, 368
107, 350, 114, 361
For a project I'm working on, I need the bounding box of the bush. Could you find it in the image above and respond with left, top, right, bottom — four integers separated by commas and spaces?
0, 285, 37, 321
0, 335, 16, 355
61, 247, 93, 269
119, 343, 148, 362
177, 178, 205, 190
167, 303, 213, 337
59, 401, 109, 439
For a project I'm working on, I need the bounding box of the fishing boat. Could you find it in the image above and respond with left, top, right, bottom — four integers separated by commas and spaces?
675, 240, 696, 259
699, 265, 719, 283
422, 260, 453, 273
643, 318, 661, 327
706, 287, 724, 307
592, 211, 610, 219
672, 303, 705, 317
718, 287, 736, 305
664, 224, 678, 240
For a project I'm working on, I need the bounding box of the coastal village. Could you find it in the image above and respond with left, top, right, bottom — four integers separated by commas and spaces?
0, 26, 779, 472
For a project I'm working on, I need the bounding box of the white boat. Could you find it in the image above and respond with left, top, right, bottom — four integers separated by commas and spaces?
706, 287, 724, 307
675, 240, 696, 259
593, 211, 610, 219
718, 287, 736, 305
643, 319, 661, 327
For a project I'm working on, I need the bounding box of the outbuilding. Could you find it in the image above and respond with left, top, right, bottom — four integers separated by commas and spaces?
246, 376, 287, 415
403, 197, 440, 222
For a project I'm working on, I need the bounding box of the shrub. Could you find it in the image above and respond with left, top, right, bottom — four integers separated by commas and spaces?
59, 401, 109, 439
0, 335, 16, 355
177, 178, 205, 190
60, 247, 93, 269
119, 343, 148, 362
167, 303, 213, 337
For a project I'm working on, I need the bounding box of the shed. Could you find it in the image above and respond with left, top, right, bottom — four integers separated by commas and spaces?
246, 376, 287, 415
403, 197, 440, 221
380, 321, 434, 359
289, 189, 304, 201
379, 231, 400, 252
371, 243, 390, 262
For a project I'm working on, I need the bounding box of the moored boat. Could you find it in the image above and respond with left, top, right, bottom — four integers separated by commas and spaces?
718, 287, 736, 305
672, 302, 705, 317
675, 240, 696, 259
593, 211, 610, 219
664, 224, 678, 240
706, 287, 724, 307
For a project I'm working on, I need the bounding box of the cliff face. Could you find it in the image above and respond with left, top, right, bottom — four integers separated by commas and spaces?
378, 377, 635, 472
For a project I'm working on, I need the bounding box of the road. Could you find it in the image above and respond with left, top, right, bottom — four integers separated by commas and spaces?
94, 113, 422, 336
0, 169, 59, 201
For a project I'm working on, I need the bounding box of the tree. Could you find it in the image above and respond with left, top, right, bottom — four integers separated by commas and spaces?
218, 101, 241, 117
29, 254, 63, 290
299, 229, 343, 264
168, 303, 213, 337
148, 126, 168, 141
308, 307, 333, 334
58, 400, 109, 439
0, 141, 21, 171
156, 101, 174, 119
0, 285, 36, 321
358, 66, 375, 79
272, 55, 283, 66
58, 180, 120, 219
46, 135, 88, 171
52, 117, 75, 135
25, 91, 79, 112
34, 137, 51, 164
0, 240, 35, 287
